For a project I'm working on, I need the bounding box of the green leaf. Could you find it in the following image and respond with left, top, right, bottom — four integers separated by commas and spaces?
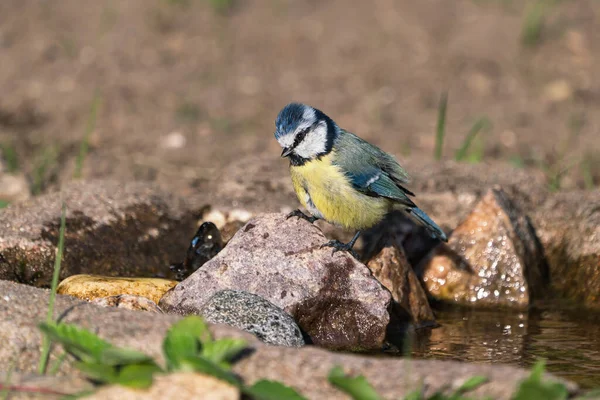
202, 338, 247, 367
328, 366, 383, 400
115, 363, 162, 389
512, 360, 569, 400
457, 376, 488, 393
244, 379, 307, 400
100, 346, 156, 367
403, 390, 423, 400
454, 117, 491, 162
74, 362, 119, 383
163, 316, 212, 371
74, 361, 161, 389
39, 322, 112, 364
178, 356, 242, 388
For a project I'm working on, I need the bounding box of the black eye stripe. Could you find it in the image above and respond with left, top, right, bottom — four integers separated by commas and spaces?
293, 128, 310, 147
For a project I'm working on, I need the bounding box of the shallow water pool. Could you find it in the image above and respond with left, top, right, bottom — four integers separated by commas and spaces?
409, 305, 600, 388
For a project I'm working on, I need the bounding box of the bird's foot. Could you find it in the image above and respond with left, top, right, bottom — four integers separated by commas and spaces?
286, 209, 318, 224
320, 240, 358, 259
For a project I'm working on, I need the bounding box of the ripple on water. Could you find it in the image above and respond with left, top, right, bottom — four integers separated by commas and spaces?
408, 305, 600, 389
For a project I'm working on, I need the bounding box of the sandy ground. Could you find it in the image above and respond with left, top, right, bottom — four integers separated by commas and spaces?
0, 0, 599, 196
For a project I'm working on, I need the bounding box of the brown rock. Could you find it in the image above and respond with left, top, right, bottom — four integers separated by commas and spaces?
531, 190, 600, 307
0, 280, 578, 400
417, 187, 548, 308
57, 274, 177, 304
0, 181, 204, 286
160, 213, 392, 351
88, 373, 239, 400
367, 245, 435, 327
91, 294, 163, 313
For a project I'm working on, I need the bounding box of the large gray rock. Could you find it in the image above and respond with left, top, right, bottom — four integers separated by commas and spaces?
0, 180, 204, 286
160, 213, 392, 351
0, 280, 579, 400
201, 290, 305, 347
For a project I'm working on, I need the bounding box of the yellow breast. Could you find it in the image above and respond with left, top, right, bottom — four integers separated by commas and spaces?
289, 153, 390, 230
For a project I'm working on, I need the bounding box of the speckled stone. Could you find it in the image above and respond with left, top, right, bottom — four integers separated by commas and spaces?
201, 290, 304, 347
417, 187, 548, 308
91, 294, 163, 313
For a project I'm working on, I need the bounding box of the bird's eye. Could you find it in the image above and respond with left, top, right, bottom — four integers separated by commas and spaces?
293, 128, 309, 147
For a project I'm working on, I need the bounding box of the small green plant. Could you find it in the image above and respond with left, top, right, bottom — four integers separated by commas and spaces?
329, 366, 487, 400
74, 90, 102, 179
512, 360, 568, 400
38, 203, 67, 374
454, 117, 492, 163
209, 0, 235, 14
434, 92, 448, 161
581, 158, 595, 190
0, 362, 14, 400
521, 1, 547, 47
0, 200, 9, 209
538, 157, 579, 192
0, 142, 19, 173
509, 155, 526, 169
31, 145, 59, 196
175, 101, 202, 124
39, 316, 305, 398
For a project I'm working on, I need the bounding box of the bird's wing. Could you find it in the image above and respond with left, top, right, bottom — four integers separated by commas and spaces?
332, 130, 416, 207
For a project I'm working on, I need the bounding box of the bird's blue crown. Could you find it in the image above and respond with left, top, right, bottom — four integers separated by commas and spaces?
275, 103, 309, 139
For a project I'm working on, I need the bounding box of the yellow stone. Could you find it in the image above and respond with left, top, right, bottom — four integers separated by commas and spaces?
57, 274, 177, 304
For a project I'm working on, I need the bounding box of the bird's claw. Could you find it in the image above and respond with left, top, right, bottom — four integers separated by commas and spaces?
320, 240, 358, 259
286, 209, 317, 224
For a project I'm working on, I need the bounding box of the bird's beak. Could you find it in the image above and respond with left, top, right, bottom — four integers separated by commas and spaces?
281, 147, 293, 158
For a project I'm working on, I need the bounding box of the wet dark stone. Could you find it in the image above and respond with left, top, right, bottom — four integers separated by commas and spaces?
170, 222, 223, 281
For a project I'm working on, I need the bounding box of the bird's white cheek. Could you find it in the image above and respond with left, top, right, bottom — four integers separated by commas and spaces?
295, 125, 327, 158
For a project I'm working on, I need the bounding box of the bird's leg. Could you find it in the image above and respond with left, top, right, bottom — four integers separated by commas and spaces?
321, 231, 361, 258
286, 209, 318, 224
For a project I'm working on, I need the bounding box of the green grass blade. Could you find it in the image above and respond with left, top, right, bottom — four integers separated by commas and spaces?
48, 351, 68, 375
521, 1, 547, 47
0, 143, 19, 173
455, 117, 491, 162
74, 90, 101, 179
582, 159, 594, 190
434, 92, 448, 161
38, 203, 67, 374
1, 361, 15, 400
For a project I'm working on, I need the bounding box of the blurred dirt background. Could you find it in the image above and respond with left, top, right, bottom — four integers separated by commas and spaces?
0, 0, 599, 199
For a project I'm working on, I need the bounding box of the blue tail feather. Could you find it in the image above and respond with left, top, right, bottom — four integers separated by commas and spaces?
409, 208, 447, 242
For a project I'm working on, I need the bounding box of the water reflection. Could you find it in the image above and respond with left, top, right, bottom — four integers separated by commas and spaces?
409, 305, 600, 388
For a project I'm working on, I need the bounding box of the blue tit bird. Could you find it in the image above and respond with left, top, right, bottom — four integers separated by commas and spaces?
275, 102, 447, 255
